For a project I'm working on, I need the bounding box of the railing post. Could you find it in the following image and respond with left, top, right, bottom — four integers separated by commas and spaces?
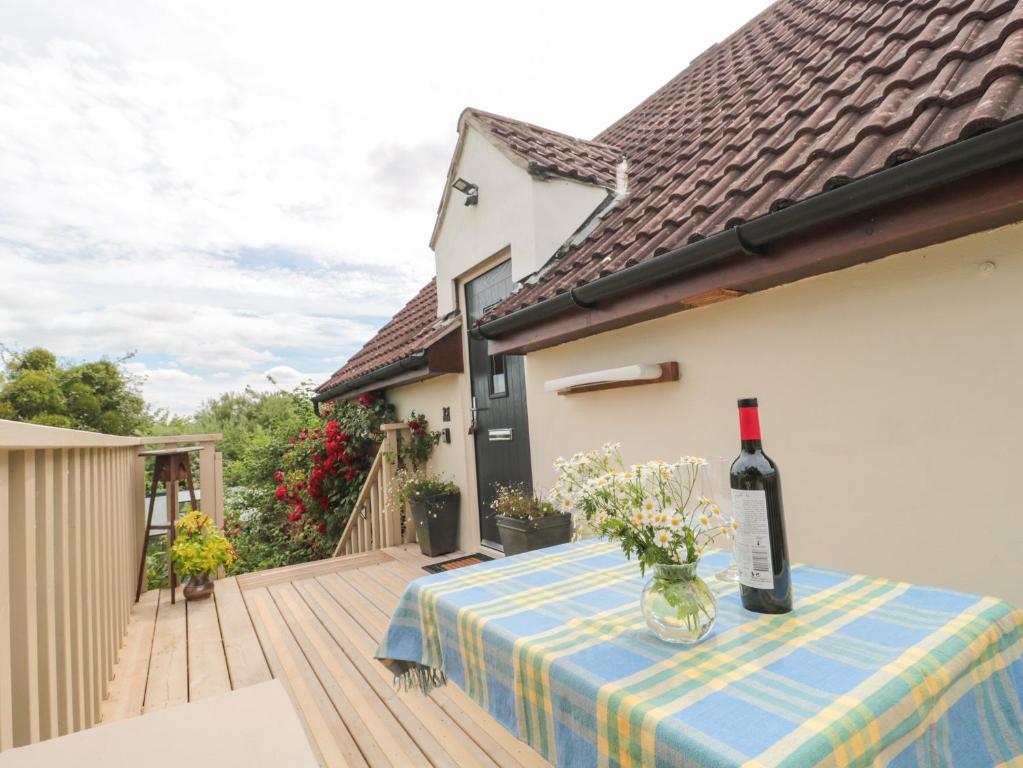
196, 440, 224, 579
384, 426, 398, 546
0, 449, 12, 751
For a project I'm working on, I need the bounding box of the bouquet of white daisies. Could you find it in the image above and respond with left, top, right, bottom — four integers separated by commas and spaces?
549, 444, 737, 573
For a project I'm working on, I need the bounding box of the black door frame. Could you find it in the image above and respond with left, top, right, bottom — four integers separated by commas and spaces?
463, 260, 533, 549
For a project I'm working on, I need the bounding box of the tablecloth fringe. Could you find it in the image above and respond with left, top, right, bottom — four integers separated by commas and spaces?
393, 663, 447, 694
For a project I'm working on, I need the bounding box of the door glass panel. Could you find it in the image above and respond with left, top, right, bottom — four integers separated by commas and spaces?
489, 354, 507, 397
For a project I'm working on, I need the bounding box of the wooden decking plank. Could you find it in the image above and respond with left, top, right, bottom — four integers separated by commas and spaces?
236, 550, 391, 591
292, 578, 465, 768
361, 561, 419, 596
186, 594, 231, 701
382, 544, 464, 569
323, 570, 550, 768
337, 564, 551, 768
101, 589, 160, 723
271, 582, 426, 768
306, 576, 499, 768
215, 576, 271, 689
245, 586, 368, 768
142, 587, 187, 713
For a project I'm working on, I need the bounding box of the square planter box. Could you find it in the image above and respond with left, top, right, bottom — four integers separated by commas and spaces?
409, 492, 460, 557
495, 513, 573, 557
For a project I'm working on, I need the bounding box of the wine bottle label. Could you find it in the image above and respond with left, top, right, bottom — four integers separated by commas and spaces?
732, 488, 774, 589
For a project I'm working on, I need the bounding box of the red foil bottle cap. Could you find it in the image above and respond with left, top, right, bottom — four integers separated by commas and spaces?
738, 402, 761, 440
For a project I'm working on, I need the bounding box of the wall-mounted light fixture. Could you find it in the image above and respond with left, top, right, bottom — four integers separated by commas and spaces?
451, 177, 479, 206
441, 428, 452, 444
544, 362, 680, 396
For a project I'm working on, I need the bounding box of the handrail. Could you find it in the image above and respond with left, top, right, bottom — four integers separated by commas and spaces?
332, 444, 386, 556
0, 422, 224, 752
0, 421, 223, 450
332, 423, 409, 557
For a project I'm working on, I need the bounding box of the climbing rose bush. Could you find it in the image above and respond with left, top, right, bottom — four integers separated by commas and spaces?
222, 391, 395, 573
270, 394, 396, 556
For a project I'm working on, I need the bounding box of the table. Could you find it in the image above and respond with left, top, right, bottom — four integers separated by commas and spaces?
377, 540, 1023, 767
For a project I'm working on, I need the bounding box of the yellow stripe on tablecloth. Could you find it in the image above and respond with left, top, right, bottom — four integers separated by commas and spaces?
514, 602, 644, 758
461, 561, 639, 709
596, 576, 910, 768
868, 606, 1023, 767
747, 597, 1021, 767
632, 579, 911, 768
428, 540, 615, 598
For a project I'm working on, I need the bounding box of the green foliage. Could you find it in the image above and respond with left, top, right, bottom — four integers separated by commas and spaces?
146, 535, 169, 590
489, 484, 557, 520
398, 411, 440, 469
221, 391, 396, 575
396, 470, 459, 504
151, 385, 319, 483
0, 346, 151, 434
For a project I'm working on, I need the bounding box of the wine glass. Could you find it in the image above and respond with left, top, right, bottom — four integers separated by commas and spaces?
709, 456, 739, 583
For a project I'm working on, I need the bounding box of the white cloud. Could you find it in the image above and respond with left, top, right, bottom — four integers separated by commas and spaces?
124, 362, 329, 416
0, 0, 773, 415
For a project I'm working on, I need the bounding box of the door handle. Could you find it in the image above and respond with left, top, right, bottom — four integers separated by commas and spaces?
469, 396, 477, 435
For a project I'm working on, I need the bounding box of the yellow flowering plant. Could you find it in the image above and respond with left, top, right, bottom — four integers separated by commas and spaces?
170, 510, 237, 578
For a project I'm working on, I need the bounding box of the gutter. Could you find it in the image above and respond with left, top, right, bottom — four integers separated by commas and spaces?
476, 119, 1023, 340
311, 351, 428, 413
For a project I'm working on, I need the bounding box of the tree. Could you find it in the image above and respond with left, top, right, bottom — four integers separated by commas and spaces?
0, 346, 151, 434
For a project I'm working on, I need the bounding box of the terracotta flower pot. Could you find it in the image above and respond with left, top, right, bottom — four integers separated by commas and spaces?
182, 572, 215, 601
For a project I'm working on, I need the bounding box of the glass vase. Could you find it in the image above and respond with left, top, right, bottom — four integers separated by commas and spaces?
641, 562, 717, 644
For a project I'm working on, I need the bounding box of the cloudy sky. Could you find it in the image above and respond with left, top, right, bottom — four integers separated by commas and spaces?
0, 0, 772, 415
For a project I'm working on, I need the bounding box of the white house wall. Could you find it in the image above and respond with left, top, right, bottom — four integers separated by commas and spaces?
433, 126, 609, 316
520, 222, 1023, 607
387, 373, 477, 551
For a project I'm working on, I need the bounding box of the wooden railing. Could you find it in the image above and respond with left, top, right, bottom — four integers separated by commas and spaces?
0, 420, 222, 752
333, 423, 412, 556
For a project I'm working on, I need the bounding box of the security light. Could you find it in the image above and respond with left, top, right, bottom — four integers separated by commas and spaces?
451, 177, 479, 206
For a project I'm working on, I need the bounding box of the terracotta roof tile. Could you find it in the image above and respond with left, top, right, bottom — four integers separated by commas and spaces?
465, 108, 623, 188
482, 0, 1023, 319
316, 280, 451, 394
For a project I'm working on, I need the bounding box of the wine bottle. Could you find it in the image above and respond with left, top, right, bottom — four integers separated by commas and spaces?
730, 397, 792, 614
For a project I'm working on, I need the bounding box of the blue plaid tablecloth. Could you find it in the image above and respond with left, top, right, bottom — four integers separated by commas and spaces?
377, 540, 1023, 767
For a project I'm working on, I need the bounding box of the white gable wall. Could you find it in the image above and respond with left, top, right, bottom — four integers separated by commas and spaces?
433, 126, 610, 316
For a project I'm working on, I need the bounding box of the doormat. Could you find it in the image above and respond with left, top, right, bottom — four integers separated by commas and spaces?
422, 552, 494, 574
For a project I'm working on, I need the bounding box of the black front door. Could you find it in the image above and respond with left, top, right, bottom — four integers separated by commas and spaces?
465, 261, 533, 548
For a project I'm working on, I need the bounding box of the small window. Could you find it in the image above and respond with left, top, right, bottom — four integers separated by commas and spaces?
489, 355, 507, 397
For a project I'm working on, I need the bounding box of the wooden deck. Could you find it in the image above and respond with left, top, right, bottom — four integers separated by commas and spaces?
100, 546, 550, 768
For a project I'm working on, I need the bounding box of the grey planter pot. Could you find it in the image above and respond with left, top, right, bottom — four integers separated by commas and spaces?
409, 492, 460, 557
495, 513, 573, 557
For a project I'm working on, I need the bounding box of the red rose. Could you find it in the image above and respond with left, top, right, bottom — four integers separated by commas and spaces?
274, 470, 284, 482
289, 438, 297, 445
294, 502, 306, 515
288, 511, 300, 522
408, 421, 422, 433
274, 485, 287, 500
358, 393, 375, 408
317, 522, 327, 535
